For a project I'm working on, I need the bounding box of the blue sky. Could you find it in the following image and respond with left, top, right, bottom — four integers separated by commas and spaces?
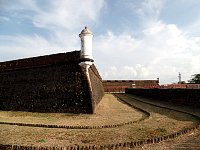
1, 0, 200, 84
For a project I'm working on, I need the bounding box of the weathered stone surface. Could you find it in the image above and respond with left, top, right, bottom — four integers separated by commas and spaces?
89, 65, 104, 113
0, 51, 104, 114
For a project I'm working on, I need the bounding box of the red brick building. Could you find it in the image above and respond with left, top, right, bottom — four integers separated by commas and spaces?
103, 79, 159, 93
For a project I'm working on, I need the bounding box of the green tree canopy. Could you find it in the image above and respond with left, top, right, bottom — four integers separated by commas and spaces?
180, 81, 186, 84
188, 74, 200, 84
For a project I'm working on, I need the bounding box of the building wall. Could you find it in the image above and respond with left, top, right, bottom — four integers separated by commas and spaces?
0, 51, 104, 114
160, 84, 200, 89
103, 80, 159, 93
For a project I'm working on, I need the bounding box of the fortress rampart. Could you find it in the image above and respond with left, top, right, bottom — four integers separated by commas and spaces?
0, 51, 104, 114
125, 88, 200, 108
103, 80, 159, 93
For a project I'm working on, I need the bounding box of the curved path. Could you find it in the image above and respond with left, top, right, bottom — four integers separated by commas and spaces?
117, 93, 200, 150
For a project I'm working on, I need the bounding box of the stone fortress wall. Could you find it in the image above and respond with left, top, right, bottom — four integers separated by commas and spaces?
0, 51, 104, 114
89, 65, 104, 112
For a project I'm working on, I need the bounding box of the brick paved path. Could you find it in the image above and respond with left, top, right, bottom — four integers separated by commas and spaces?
119, 94, 200, 150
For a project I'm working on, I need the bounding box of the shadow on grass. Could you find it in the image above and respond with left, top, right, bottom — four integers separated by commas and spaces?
114, 93, 200, 123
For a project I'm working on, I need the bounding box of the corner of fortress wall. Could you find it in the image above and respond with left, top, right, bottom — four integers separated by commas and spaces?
0, 51, 104, 114
78, 63, 104, 114
88, 64, 105, 113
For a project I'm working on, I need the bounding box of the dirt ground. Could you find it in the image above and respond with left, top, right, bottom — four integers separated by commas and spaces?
0, 94, 198, 148
133, 128, 200, 150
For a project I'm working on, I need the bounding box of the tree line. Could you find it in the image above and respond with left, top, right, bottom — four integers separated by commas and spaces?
188, 74, 200, 84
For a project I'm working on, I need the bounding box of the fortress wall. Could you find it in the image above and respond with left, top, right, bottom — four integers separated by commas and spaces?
0, 51, 80, 71
0, 51, 100, 114
103, 80, 159, 93
88, 65, 104, 113
125, 88, 200, 108
103, 80, 158, 87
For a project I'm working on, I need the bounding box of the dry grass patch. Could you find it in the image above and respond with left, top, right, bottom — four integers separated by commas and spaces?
0, 94, 144, 126
0, 94, 199, 147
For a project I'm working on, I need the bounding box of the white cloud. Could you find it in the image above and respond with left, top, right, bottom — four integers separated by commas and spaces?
129, 0, 166, 27
6, 0, 105, 31
94, 21, 200, 84
0, 16, 10, 22
1, 0, 200, 84
0, 0, 105, 60
102, 66, 137, 80
94, 31, 137, 56
0, 35, 64, 61
185, 20, 200, 37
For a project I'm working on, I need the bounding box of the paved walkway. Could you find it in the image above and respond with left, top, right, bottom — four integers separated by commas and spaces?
118, 94, 200, 150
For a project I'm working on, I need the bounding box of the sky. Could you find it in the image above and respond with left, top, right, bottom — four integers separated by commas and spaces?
0, 0, 200, 84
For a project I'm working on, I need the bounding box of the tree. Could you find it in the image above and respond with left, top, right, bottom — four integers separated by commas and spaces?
180, 81, 186, 84
188, 74, 200, 84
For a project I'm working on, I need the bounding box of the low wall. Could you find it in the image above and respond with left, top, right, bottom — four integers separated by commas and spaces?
104, 86, 129, 93
160, 84, 200, 89
0, 51, 80, 71
125, 88, 200, 108
0, 51, 104, 114
103, 80, 159, 93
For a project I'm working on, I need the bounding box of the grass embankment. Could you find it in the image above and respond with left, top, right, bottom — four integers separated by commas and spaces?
0, 94, 198, 147
0, 94, 143, 126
